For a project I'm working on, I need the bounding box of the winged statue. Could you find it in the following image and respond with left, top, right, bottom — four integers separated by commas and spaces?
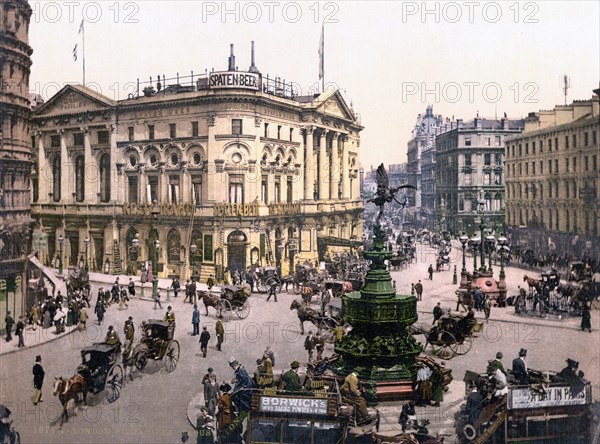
368, 164, 417, 223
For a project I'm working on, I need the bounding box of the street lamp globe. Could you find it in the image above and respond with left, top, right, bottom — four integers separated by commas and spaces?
58, 234, 64, 245
459, 234, 469, 247
497, 236, 507, 247
190, 243, 197, 255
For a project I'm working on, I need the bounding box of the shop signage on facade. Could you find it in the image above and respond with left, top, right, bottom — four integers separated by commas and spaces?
259, 396, 328, 415
508, 384, 590, 409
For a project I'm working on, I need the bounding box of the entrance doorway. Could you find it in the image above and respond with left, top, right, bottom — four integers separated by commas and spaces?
227, 230, 247, 275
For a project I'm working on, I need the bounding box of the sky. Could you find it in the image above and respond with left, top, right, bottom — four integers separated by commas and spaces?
28, 1, 600, 168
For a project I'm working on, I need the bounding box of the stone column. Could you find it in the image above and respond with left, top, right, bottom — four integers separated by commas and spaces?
138, 164, 147, 204
159, 163, 168, 203
304, 126, 315, 200
109, 123, 119, 203
318, 129, 328, 200
59, 130, 70, 203
330, 132, 339, 200
206, 114, 217, 203
83, 128, 97, 203
341, 135, 350, 200
181, 161, 190, 203
37, 132, 48, 203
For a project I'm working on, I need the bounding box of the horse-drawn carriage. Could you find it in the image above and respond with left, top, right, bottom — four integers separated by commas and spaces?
413, 313, 481, 360
78, 343, 124, 401
568, 262, 592, 282
254, 266, 281, 293
199, 284, 251, 319
127, 320, 180, 373
290, 299, 346, 342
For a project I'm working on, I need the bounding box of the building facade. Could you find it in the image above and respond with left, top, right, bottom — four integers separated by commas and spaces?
406, 106, 448, 227
435, 117, 524, 236
0, 0, 33, 326
505, 90, 600, 258
30, 47, 363, 281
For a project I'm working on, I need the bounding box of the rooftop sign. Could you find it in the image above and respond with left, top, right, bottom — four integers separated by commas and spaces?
209, 71, 260, 90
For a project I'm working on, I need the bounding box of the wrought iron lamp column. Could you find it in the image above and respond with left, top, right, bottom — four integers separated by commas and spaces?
84, 237, 90, 272
152, 239, 160, 297
58, 235, 64, 276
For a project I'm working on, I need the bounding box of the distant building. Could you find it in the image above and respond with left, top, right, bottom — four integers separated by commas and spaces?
504, 89, 600, 258
30, 44, 363, 280
388, 163, 408, 188
406, 106, 450, 227
0, 0, 33, 328
435, 116, 524, 236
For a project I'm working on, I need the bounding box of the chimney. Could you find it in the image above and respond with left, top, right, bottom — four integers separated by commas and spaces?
249, 41, 259, 73
228, 44, 235, 71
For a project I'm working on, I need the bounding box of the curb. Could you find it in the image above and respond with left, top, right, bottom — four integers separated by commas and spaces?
0, 325, 79, 357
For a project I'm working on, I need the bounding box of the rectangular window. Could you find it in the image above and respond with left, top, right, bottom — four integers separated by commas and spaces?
532, 141, 536, 154
495, 153, 502, 165
51, 135, 60, 147
98, 130, 109, 144
540, 161, 543, 175
229, 175, 244, 203
572, 134, 577, 148
128, 126, 134, 141
518, 144, 522, 156
566, 158, 570, 172
518, 163, 522, 175
525, 163, 529, 175
485, 137, 491, 146
264, 122, 269, 138
274, 177, 281, 203
277, 125, 281, 139
287, 177, 293, 203
494, 172, 501, 185
261, 177, 268, 203
483, 172, 491, 185
565, 136, 569, 149
532, 162, 536, 175
148, 176, 158, 203
540, 140, 544, 152
128, 176, 138, 203
464, 154, 472, 166
593, 131, 597, 145
511, 145, 515, 157
548, 160, 552, 174
525, 143, 529, 155
168, 175, 180, 203
566, 181, 570, 198
203, 234, 213, 262
495, 136, 501, 146
148, 125, 155, 140
464, 173, 472, 186
548, 139, 552, 151
169, 123, 176, 139
593, 155, 597, 171
192, 121, 199, 137
289, 128, 294, 142
484, 154, 491, 166
259, 233, 266, 258
554, 138, 558, 151
555, 159, 558, 173
232, 119, 243, 135
585, 156, 589, 171
192, 177, 202, 206
584, 132, 589, 146
74, 133, 84, 146
573, 157, 577, 171
464, 137, 471, 146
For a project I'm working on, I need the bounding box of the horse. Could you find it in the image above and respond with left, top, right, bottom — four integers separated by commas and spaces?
523, 275, 539, 292
52, 374, 88, 429
199, 290, 222, 317
289, 299, 320, 334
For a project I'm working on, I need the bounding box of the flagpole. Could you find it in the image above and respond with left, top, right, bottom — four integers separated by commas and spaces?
82, 21, 85, 86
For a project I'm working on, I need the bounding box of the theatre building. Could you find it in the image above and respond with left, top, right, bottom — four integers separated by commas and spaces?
30, 45, 363, 281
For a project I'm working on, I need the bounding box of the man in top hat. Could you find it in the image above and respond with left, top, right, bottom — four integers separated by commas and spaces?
487, 352, 508, 377
557, 359, 579, 382
512, 349, 529, 385
33, 355, 45, 405
281, 361, 303, 393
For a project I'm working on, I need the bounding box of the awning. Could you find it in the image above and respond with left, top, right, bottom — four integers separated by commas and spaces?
317, 236, 363, 248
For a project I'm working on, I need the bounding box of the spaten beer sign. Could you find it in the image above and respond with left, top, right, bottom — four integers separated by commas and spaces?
209, 71, 260, 90
259, 396, 328, 415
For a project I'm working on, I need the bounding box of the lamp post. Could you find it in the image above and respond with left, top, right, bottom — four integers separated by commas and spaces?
470, 236, 480, 275
131, 235, 139, 277
190, 243, 197, 282
152, 239, 160, 298
497, 236, 507, 280
485, 235, 495, 273
277, 243, 284, 275
58, 235, 64, 275
84, 237, 90, 272
288, 239, 297, 275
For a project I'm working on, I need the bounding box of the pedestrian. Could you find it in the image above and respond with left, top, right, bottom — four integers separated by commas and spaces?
16, 316, 25, 348
118, 290, 128, 310
281, 360, 304, 393
171, 277, 180, 299
314, 332, 325, 361
254, 358, 266, 385
264, 345, 275, 367
94, 299, 105, 325
487, 352, 508, 377
428, 264, 434, 280
229, 358, 255, 412
399, 401, 416, 432
31, 304, 41, 331
153, 289, 163, 310
207, 274, 215, 290
191, 304, 200, 336
432, 302, 443, 325
415, 280, 423, 301
104, 325, 121, 346
581, 300, 592, 332
124, 316, 135, 342
199, 326, 211, 357
333, 325, 345, 343
430, 363, 445, 406
304, 330, 315, 362
4, 311, 14, 342
164, 306, 175, 326
128, 277, 136, 298
33, 355, 45, 405
455, 291, 467, 312
512, 348, 529, 385
78, 305, 88, 331
215, 319, 224, 351
262, 353, 273, 381
415, 363, 432, 406
474, 287, 484, 311
202, 368, 220, 416
483, 295, 491, 323
266, 280, 278, 302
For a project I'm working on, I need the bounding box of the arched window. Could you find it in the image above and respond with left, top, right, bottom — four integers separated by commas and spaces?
52, 155, 61, 202
167, 229, 181, 264
126, 227, 138, 262
75, 155, 84, 202
192, 228, 203, 262
100, 154, 111, 202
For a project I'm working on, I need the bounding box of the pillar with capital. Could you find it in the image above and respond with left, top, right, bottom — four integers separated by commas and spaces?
37, 132, 48, 203
341, 135, 349, 200
59, 130, 70, 202
83, 127, 97, 203
304, 126, 315, 200
330, 132, 339, 200
109, 123, 119, 203
318, 129, 328, 200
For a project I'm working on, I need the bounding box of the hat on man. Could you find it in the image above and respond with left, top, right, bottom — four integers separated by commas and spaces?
290, 360, 300, 369
167, 306, 172, 310
208, 367, 213, 372
35, 355, 42, 362
128, 316, 133, 320
496, 352, 503, 359
519, 348, 527, 357
229, 358, 239, 367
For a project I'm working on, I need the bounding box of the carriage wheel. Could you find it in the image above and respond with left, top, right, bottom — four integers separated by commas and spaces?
105, 364, 123, 403
219, 299, 232, 317
256, 281, 268, 293
164, 340, 180, 373
236, 301, 250, 319
431, 331, 456, 360
135, 354, 148, 371
463, 424, 478, 440
452, 334, 473, 355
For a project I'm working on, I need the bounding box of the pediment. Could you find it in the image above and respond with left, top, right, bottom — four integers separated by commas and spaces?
34, 85, 115, 117
316, 90, 356, 122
